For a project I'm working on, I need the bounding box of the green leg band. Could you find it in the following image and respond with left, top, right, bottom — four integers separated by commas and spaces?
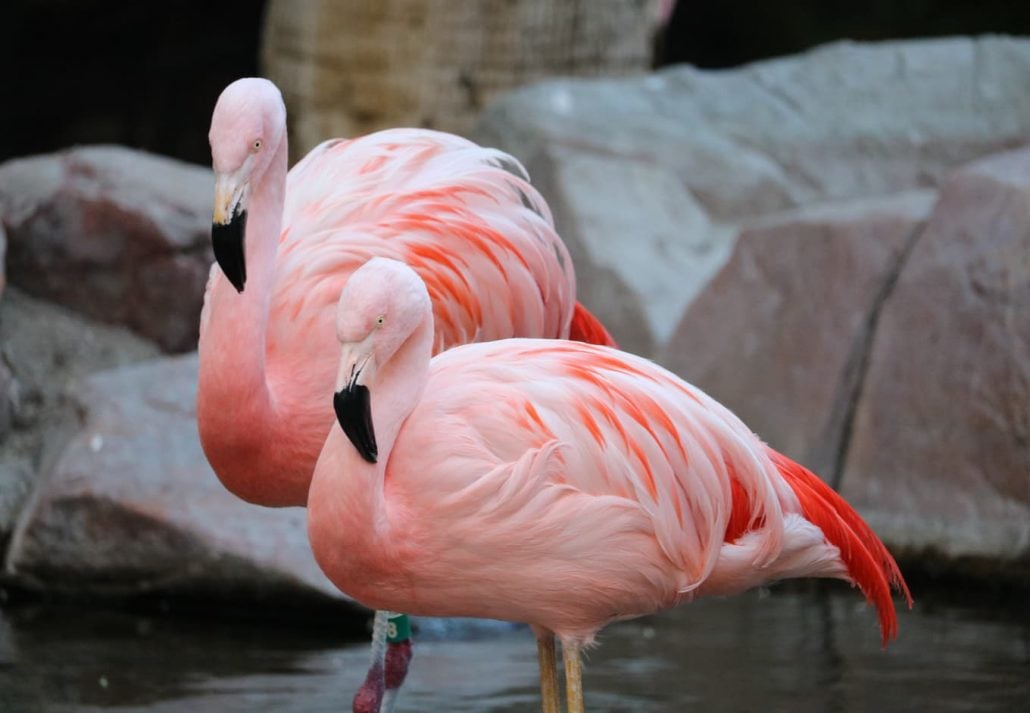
386, 613, 411, 643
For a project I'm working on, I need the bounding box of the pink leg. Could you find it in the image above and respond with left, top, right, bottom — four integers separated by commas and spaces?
351, 610, 389, 713
351, 661, 385, 713
352, 612, 414, 713
380, 614, 414, 713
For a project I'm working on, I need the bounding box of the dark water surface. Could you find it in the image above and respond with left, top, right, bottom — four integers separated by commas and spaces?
1, 586, 1026, 712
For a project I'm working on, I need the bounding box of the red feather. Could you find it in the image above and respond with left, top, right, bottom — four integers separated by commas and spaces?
569, 301, 619, 347
766, 447, 913, 645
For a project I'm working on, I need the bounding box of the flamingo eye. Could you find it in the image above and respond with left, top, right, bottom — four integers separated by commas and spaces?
252, 139, 263, 151
376, 315, 385, 326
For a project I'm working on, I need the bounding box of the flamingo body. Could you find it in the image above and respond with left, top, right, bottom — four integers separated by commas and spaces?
198, 79, 614, 509
308, 259, 911, 653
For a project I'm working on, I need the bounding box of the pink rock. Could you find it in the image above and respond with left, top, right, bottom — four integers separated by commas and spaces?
0, 146, 213, 353
662, 192, 935, 478
0, 288, 160, 542
841, 148, 1030, 564
4, 352, 362, 613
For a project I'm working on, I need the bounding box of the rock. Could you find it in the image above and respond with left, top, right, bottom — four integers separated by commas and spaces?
0, 288, 159, 550
525, 148, 738, 357
0, 357, 14, 437
262, 0, 661, 157
475, 36, 1030, 357
663, 191, 936, 478
0, 221, 6, 296
3, 353, 360, 612
0, 146, 214, 353
841, 148, 1030, 567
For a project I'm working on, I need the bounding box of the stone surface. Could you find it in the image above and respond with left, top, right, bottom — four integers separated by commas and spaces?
525, 147, 737, 357
3, 353, 359, 610
0, 222, 6, 296
475, 36, 1030, 357
0, 288, 159, 549
663, 191, 936, 479
0, 358, 14, 438
262, 0, 661, 157
841, 148, 1030, 566
0, 146, 214, 352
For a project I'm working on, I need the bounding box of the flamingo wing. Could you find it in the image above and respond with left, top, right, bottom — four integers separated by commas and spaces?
268, 130, 575, 356
393, 339, 790, 595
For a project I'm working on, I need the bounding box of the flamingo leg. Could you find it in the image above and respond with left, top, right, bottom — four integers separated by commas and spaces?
380, 613, 414, 713
563, 641, 585, 713
351, 610, 389, 713
536, 632, 561, 713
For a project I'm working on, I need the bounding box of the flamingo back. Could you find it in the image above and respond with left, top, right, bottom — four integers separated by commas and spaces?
270, 129, 575, 358
391, 341, 794, 596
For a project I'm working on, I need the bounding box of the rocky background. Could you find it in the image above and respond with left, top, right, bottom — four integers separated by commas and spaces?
1, 3, 1028, 622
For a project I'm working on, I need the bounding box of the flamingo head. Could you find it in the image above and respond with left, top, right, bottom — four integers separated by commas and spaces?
331, 258, 431, 464
208, 77, 287, 293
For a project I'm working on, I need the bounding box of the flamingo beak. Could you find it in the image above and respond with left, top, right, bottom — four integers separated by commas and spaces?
333, 358, 378, 464
212, 174, 248, 293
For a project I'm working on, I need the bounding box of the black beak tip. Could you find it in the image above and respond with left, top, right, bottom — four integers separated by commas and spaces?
333, 385, 378, 464
227, 271, 246, 294
211, 209, 248, 293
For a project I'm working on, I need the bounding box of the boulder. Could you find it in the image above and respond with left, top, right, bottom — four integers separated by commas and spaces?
0, 358, 14, 438
841, 148, 1030, 568
475, 36, 1030, 356
3, 353, 359, 613
262, 0, 661, 157
0, 146, 214, 353
663, 191, 936, 478
0, 288, 159, 549
0, 222, 6, 296
524, 147, 738, 357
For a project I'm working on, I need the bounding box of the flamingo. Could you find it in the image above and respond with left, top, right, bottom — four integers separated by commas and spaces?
198, 78, 616, 713
307, 257, 912, 713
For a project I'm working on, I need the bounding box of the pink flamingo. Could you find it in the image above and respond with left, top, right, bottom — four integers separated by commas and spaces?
308, 258, 912, 713
198, 78, 616, 713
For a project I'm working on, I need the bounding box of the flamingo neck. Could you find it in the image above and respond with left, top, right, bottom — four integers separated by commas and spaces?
308, 314, 433, 589
197, 134, 288, 497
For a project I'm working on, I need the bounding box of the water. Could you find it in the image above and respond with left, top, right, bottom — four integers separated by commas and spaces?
1, 585, 1026, 712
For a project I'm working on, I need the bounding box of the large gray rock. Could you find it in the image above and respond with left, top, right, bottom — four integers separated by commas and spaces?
523, 148, 737, 357
0, 288, 159, 548
0, 146, 214, 353
663, 191, 936, 479
0, 358, 14, 438
841, 148, 1030, 567
0, 222, 6, 296
476, 36, 1030, 356
4, 353, 359, 612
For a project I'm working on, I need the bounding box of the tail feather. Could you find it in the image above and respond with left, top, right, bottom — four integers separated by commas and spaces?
767, 448, 912, 645
569, 301, 618, 348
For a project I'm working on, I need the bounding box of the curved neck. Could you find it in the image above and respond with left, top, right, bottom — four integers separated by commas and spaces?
309, 313, 434, 554
197, 135, 291, 506
199, 134, 287, 416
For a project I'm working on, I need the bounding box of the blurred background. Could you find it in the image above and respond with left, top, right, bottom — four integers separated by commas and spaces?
1, 1, 1028, 712
3, 0, 1030, 164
